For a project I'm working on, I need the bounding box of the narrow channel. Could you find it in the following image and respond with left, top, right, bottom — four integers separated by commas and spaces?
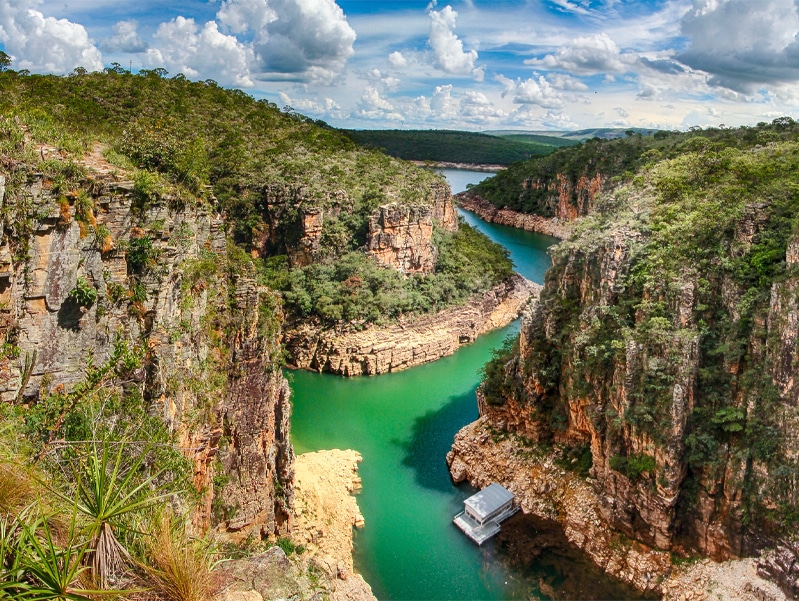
289, 170, 641, 600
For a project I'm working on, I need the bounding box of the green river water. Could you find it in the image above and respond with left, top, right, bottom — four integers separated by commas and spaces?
289, 170, 646, 601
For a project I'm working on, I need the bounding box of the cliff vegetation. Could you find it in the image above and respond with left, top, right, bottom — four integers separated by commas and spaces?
471, 119, 799, 220
479, 133, 799, 570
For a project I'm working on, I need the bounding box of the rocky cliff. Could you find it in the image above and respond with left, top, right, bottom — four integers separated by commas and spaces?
0, 139, 293, 540
450, 142, 799, 596
284, 274, 539, 376
457, 193, 571, 239
256, 179, 456, 274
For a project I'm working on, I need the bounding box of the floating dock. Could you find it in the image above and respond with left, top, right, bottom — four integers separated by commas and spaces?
453, 483, 519, 545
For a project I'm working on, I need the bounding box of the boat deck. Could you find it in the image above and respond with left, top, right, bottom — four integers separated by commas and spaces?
453, 505, 519, 545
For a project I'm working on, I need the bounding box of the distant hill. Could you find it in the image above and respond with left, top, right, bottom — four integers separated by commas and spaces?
491, 133, 579, 148
485, 128, 662, 142
343, 129, 561, 165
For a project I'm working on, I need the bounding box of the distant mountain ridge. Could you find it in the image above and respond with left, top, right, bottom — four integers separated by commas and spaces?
484, 127, 661, 141
344, 128, 663, 166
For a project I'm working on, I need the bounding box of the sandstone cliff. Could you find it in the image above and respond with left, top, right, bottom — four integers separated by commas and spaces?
450, 142, 799, 597
0, 140, 293, 540
256, 179, 456, 274
457, 193, 571, 239
284, 274, 539, 376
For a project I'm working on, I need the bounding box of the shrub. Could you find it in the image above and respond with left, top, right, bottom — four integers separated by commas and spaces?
126, 236, 156, 272
609, 453, 656, 480
67, 277, 97, 308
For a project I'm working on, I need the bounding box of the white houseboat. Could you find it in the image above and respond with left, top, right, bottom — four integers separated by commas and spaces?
453, 483, 519, 545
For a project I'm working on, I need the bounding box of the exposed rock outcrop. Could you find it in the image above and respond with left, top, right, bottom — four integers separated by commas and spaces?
450, 144, 799, 595
366, 203, 436, 274
457, 193, 570, 239
0, 147, 293, 540
758, 540, 799, 599
447, 418, 670, 594
216, 449, 375, 601
256, 180, 456, 273
284, 274, 540, 376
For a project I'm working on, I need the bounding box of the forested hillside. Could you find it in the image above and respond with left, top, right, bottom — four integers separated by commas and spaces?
0, 67, 512, 326
345, 128, 560, 165
471, 121, 799, 216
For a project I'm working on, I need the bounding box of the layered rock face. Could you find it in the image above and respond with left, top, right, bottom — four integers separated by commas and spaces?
450, 145, 799, 596
285, 274, 539, 376
457, 193, 571, 239
0, 151, 293, 540
256, 179, 457, 272
366, 204, 436, 274
448, 418, 670, 593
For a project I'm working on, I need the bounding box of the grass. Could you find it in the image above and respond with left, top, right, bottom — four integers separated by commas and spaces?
142, 513, 217, 601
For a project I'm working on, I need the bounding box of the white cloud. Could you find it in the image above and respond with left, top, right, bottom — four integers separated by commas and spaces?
388, 51, 407, 68
509, 105, 578, 130
525, 32, 631, 75
100, 20, 147, 53
146, 17, 253, 87
217, 0, 356, 83
355, 86, 403, 120
497, 75, 564, 109
459, 90, 506, 123
548, 0, 591, 16
217, 0, 276, 35
614, 106, 629, 118
363, 67, 400, 91
547, 72, 589, 91
0, 0, 102, 73
678, 0, 799, 92
427, 5, 481, 78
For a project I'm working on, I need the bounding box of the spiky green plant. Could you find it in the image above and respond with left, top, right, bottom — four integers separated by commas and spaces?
53, 442, 168, 589
0, 513, 30, 600
20, 510, 115, 601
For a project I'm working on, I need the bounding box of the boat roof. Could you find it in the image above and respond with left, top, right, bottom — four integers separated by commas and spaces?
464, 483, 514, 519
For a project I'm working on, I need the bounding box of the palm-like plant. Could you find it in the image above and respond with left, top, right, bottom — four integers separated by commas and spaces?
0, 513, 30, 600
54, 442, 168, 588
20, 510, 115, 601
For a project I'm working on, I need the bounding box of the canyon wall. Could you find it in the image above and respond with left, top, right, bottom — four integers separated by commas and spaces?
456, 193, 570, 239
0, 150, 293, 540
257, 179, 456, 274
284, 274, 539, 376
450, 145, 799, 596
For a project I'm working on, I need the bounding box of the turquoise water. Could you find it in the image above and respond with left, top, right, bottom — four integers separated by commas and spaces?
289, 171, 644, 600
290, 324, 523, 600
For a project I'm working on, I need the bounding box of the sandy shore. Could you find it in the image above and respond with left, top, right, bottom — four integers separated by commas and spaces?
292, 449, 375, 601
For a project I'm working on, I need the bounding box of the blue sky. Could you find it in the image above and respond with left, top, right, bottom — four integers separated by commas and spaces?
1, 0, 798, 131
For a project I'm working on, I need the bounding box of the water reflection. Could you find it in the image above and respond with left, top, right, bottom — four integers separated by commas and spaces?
400, 390, 476, 492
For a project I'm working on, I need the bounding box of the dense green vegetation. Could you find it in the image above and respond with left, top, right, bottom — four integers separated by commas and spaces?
493, 133, 579, 148
344, 129, 559, 165
0, 67, 513, 326
264, 220, 513, 326
0, 67, 440, 245
472, 121, 799, 217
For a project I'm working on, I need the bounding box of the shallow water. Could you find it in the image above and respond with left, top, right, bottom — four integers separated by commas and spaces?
289, 170, 647, 600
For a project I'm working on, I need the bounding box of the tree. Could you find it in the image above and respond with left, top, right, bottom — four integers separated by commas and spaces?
0, 51, 11, 72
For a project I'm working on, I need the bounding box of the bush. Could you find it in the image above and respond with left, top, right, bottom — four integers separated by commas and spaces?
609, 453, 656, 480
67, 276, 97, 307
126, 236, 156, 272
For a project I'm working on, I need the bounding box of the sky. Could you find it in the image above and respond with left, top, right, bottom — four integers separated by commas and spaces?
1, 0, 799, 132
